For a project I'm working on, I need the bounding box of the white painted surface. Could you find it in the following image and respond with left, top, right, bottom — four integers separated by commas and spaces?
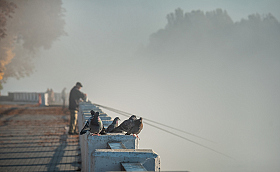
91, 149, 160, 172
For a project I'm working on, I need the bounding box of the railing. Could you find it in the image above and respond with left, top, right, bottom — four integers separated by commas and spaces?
2, 92, 69, 106
78, 101, 160, 172
11, 92, 40, 102
6, 92, 48, 106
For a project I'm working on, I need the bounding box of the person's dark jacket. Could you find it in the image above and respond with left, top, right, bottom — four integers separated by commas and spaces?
69, 86, 86, 110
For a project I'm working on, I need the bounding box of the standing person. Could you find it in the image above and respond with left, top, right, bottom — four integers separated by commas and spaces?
61, 87, 67, 109
68, 82, 87, 135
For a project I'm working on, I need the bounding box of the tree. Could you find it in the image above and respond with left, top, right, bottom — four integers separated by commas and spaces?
146, 8, 280, 60
0, 0, 17, 89
0, 0, 66, 90
0, 0, 17, 39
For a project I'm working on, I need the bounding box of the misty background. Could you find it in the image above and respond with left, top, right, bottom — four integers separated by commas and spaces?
1, 0, 280, 171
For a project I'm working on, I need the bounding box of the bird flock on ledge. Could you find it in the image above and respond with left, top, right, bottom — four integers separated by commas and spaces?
80, 110, 143, 138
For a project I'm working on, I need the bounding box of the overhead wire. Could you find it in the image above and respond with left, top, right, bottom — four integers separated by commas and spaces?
92, 103, 215, 143
92, 102, 233, 159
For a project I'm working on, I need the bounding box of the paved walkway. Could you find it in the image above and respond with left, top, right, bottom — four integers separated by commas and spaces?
0, 105, 80, 171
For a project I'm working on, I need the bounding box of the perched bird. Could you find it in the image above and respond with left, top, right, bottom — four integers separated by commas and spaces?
111, 115, 137, 133
128, 115, 137, 120
106, 117, 120, 133
90, 110, 95, 116
100, 126, 107, 135
80, 121, 90, 135
80, 110, 95, 135
126, 117, 143, 138
89, 111, 103, 135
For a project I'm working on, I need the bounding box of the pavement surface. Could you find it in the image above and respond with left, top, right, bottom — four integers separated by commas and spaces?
0, 104, 81, 172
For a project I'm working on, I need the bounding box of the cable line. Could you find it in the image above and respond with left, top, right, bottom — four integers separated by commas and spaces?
92, 102, 233, 159
144, 121, 233, 159
92, 103, 215, 143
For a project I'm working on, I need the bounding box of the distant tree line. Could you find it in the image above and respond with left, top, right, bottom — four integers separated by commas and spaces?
146, 8, 280, 61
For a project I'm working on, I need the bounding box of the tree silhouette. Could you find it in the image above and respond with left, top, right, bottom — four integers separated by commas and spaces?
0, 0, 66, 90
0, 0, 17, 39
147, 8, 280, 60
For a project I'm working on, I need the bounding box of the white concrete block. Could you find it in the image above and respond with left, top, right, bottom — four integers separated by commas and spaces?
88, 133, 139, 150
84, 134, 139, 172
91, 149, 160, 172
108, 142, 126, 149
121, 162, 147, 171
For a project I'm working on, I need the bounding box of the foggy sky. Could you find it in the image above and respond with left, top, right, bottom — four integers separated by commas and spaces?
2, 1, 280, 171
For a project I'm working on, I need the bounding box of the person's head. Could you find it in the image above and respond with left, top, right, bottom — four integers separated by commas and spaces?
76, 82, 83, 89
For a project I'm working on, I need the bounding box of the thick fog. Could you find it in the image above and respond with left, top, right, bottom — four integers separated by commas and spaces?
2, 1, 280, 171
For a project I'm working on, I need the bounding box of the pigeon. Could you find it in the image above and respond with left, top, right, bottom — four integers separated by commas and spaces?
100, 126, 107, 135
111, 115, 137, 133
80, 110, 95, 135
80, 121, 90, 135
106, 117, 120, 133
129, 115, 137, 121
89, 111, 103, 135
126, 117, 143, 138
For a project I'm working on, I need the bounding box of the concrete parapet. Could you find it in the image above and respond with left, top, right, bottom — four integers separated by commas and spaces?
81, 107, 100, 111
79, 101, 93, 105
82, 109, 103, 114
99, 112, 107, 116
83, 112, 107, 116
99, 116, 112, 121
91, 149, 160, 172
88, 134, 139, 150
80, 107, 97, 111
121, 162, 147, 171
78, 102, 160, 172
78, 110, 85, 169
84, 134, 139, 172
108, 142, 127, 149
80, 104, 99, 109
82, 113, 112, 123
101, 120, 114, 126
